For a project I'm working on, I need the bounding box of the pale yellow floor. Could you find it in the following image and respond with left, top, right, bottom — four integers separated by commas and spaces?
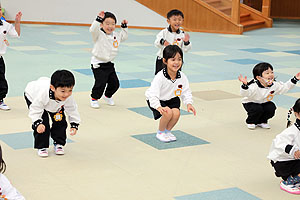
1, 81, 300, 200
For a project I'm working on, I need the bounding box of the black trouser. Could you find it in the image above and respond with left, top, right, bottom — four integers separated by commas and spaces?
25, 95, 67, 149
271, 160, 300, 181
155, 57, 164, 75
91, 62, 119, 99
243, 101, 276, 124
0, 57, 8, 100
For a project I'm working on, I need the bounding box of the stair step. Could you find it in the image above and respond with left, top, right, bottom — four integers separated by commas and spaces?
241, 20, 265, 27
240, 13, 250, 18
216, 5, 231, 11
240, 13, 251, 22
203, 0, 221, 3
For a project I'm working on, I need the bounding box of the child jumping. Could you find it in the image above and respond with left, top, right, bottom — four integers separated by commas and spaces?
268, 98, 300, 194
0, 145, 25, 199
89, 11, 128, 108
24, 70, 80, 157
154, 9, 191, 75
0, 8, 22, 110
145, 45, 196, 142
239, 62, 300, 129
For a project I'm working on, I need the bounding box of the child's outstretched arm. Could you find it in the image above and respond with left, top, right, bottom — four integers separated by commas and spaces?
295, 72, 300, 80
14, 11, 22, 36
89, 11, 105, 42
182, 32, 192, 52
120, 19, 128, 42
187, 104, 196, 116
238, 74, 248, 85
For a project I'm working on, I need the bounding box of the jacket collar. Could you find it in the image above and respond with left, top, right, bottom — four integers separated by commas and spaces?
49, 89, 55, 100
295, 119, 300, 131
167, 25, 181, 34
163, 67, 181, 82
255, 80, 273, 88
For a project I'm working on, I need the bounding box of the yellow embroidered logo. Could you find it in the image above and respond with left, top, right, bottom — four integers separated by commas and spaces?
53, 112, 63, 121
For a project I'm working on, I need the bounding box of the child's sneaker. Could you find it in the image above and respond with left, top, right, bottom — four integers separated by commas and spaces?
280, 181, 300, 194
247, 124, 256, 130
165, 130, 176, 141
54, 144, 64, 155
0, 101, 10, 110
90, 98, 99, 108
257, 123, 271, 129
38, 148, 48, 157
103, 96, 114, 106
156, 131, 171, 143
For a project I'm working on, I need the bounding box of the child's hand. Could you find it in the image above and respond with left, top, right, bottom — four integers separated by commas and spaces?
98, 11, 105, 18
37, 124, 45, 134
122, 20, 128, 25
295, 150, 300, 159
295, 72, 300, 80
157, 106, 169, 115
15, 12, 22, 23
70, 128, 77, 136
163, 40, 170, 46
183, 33, 190, 42
238, 74, 248, 85
187, 104, 196, 116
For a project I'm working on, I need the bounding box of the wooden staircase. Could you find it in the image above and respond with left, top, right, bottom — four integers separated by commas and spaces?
135, 0, 272, 34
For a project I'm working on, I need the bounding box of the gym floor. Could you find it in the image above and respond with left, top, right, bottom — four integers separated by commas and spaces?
1, 19, 300, 199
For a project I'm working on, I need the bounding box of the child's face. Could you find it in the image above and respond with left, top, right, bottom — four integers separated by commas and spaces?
0, 8, 2, 18
50, 85, 73, 101
295, 112, 300, 120
167, 15, 184, 31
257, 67, 274, 87
101, 17, 116, 34
164, 52, 182, 74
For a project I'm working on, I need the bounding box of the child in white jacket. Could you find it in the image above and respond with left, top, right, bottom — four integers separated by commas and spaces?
238, 62, 300, 129
268, 98, 300, 194
89, 11, 128, 108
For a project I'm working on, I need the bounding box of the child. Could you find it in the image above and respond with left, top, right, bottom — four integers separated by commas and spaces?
0, 145, 25, 199
145, 45, 196, 142
24, 70, 80, 157
0, 7, 22, 110
238, 62, 300, 129
89, 11, 128, 108
268, 98, 300, 194
154, 9, 191, 75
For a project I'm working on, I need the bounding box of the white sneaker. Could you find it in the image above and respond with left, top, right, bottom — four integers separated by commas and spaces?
165, 131, 176, 141
38, 148, 48, 157
156, 132, 171, 143
257, 123, 271, 129
90, 99, 99, 108
54, 144, 64, 155
103, 96, 115, 106
0, 101, 10, 110
280, 181, 300, 194
247, 124, 256, 130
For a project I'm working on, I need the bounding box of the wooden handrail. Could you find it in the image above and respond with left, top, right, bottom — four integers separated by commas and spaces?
231, 0, 240, 24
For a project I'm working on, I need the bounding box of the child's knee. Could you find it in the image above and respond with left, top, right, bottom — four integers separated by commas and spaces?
172, 108, 180, 118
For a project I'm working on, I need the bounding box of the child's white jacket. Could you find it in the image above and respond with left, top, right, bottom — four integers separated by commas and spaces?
145, 68, 193, 109
154, 26, 192, 58
89, 20, 128, 63
0, 20, 19, 55
240, 77, 298, 104
268, 120, 300, 162
24, 77, 80, 126
0, 174, 25, 200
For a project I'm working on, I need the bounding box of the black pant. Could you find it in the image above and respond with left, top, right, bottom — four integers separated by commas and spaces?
0, 57, 8, 100
243, 101, 276, 124
91, 62, 119, 99
271, 160, 300, 181
25, 95, 67, 149
155, 57, 164, 75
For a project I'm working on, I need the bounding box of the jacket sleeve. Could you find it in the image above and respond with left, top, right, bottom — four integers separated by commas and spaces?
64, 96, 81, 129
89, 20, 101, 43
275, 77, 298, 95
240, 83, 256, 99
154, 29, 165, 49
146, 75, 162, 109
271, 129, 299, 158
0, 174, 25, 200
119, 27, 128, 42
28, 91, 48, 125
181, 40, 192, 52
181, 75, 193, 105
7, 23, 19, 38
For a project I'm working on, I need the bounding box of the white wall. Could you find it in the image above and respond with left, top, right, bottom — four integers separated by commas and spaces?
1, 0, 167, 27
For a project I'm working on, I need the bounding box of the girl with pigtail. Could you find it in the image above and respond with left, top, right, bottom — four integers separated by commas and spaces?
268, 98, 300, 194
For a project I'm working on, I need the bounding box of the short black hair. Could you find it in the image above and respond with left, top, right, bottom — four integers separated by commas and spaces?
293, 98, 300, 113
103, 12, 117, 24
167, 9, 184, 19
252, 62, 273, 80
163, 45, 183, 69
51, 70, 75, 88
0, 145, 6, 174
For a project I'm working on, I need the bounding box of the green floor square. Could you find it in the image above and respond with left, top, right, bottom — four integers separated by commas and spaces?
132, 130, 209, 150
